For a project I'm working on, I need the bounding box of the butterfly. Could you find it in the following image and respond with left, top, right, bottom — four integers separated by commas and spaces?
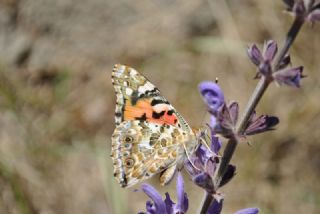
111, 64, 203, 188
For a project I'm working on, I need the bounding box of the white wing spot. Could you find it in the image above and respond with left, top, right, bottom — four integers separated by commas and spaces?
129, 68, 138, 75
153, 104, 169, 112
125, 88, 133, 96
139, 82, 155, 94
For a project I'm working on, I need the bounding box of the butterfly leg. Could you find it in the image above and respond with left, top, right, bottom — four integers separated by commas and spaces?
160, 164, 177, 186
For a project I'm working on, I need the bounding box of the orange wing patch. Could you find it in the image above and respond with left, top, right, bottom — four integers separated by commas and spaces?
124, 98, 178, 126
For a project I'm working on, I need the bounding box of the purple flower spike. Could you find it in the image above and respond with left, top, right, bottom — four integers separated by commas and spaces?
174, 173, 188, 213
208, 198, 224, 214
141, 184, 167, 214
234, 208, 259, 214
199, 81, 225, 115
272, 66, 304, 88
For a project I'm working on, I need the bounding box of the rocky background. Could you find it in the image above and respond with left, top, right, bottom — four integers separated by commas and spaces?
0, 0, 320, 213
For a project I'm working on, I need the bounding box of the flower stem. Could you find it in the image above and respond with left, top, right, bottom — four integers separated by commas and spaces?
199, 192, 214, 214
199, 16, 305, 214
214, 133, 239, 187
274, 17, 305, 70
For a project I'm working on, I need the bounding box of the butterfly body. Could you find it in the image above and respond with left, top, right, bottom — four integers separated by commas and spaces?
111, 64, 198, 187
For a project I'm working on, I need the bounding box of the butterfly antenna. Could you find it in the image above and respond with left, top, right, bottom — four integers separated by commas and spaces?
199, 126, 214, 155
182, 142, 201, 171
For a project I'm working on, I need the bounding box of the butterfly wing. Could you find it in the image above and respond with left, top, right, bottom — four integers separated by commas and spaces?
111, 64, 195, 187
111, 120, 189, 187
112, 64, 192, 132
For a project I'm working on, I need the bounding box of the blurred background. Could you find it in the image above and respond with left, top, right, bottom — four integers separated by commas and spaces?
0, 0, 319, 213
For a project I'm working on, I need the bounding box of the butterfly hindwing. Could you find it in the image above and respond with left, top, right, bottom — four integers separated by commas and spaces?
111, 120, 188, 187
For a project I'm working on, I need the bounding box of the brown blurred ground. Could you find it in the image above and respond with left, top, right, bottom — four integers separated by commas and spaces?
0, 0, 319, 213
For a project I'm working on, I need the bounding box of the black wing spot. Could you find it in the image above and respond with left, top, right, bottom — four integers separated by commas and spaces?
152, 111, 165, 119
135, 113, 147, 121
145, 88, 159, 96
131, 91, 139, 105
167, 110, 174, 115
151, 99, 170, 106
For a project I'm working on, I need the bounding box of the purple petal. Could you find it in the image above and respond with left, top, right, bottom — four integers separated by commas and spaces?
247, 44, 263, 66
211, 132, 222, 154
199, 82, 225, 114
307, 9, 320, 22
196, 145, 211, 165
208, 199, 223, 214
184, 157, 202, 177
205, 157, 217, 176
210, 115, 218, 129
193, 172, 215, 193
263, 40, 278, 62
164, 193, 174, 214
141, 184, 167, 214
174, 172, 188, 213
219, 165, 236, 187
258, 62, 272, 75
215, 104, 235, 137
234, 208, 259, 214
272, 66, 304, 88
228, 102, 239, 127
245, 115, 279, 136
146, 201, 156, 214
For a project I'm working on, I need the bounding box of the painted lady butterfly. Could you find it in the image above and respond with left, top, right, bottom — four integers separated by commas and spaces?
111, 64, 202, 188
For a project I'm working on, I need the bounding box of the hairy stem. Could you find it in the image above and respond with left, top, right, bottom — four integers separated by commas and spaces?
199, 16, 305, 214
